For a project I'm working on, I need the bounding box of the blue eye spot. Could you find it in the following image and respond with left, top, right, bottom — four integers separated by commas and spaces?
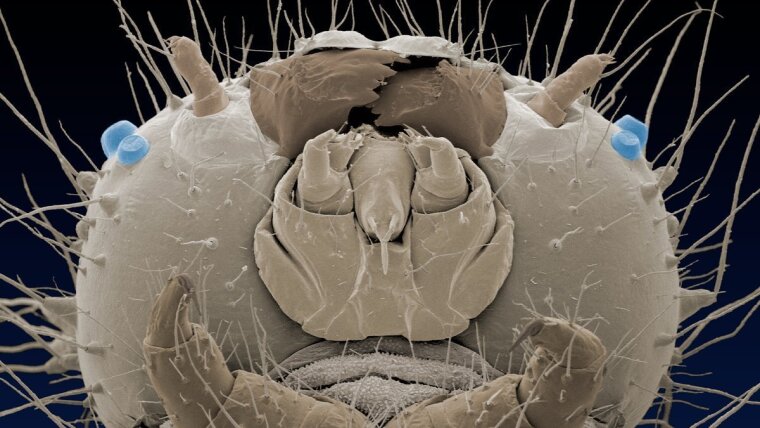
611, 130, 642, 160
117, 134, 150, 166
101, 120, 137, 158
614, 115, 648, 149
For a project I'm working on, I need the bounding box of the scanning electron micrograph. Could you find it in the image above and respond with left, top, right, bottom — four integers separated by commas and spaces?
0, 1, 758, 427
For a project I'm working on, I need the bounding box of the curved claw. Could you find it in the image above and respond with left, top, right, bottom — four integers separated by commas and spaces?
507, 318, 545, 355
389, 317, 607, 428
143, 276, 369, 427
513, 317, 607, 428
510, 317, 605, 369
144, 274, 194, 348
526, 317, 606, 369
143, 275, 234, 428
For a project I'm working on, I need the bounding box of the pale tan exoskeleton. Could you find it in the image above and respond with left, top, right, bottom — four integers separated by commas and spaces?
144, 274, 606, 428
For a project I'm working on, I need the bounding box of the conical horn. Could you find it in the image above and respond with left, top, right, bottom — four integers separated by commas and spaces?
528, 53, 615, 127
169, 36, 229, 117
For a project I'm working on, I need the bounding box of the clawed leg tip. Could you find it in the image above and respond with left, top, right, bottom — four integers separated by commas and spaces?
508, 318, 546, 354
524, 318, 547, 336
509, 317, 576, 352
169, 274, 195, 297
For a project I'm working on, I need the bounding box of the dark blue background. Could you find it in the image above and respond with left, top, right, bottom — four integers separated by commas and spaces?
0, 1, 757, 426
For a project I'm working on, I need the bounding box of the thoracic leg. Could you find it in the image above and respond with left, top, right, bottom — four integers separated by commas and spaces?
515, 317, 606, 428
385, 373, 532, 428
385, 317, 606, 428
142, 275, 369, 428
143, 275, 234, 428
143, 277, 605, 427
